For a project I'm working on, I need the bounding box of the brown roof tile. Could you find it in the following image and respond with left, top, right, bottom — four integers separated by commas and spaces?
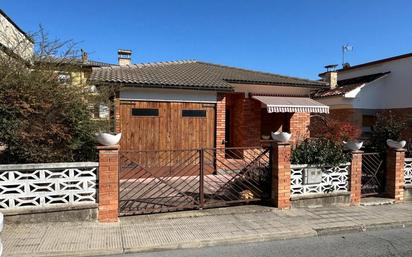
90, 60, 326, 91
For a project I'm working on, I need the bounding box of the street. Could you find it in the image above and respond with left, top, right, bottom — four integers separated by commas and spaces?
109, 227, 412, 257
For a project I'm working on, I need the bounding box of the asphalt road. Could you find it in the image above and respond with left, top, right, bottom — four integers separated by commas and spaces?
108, 226, 412, 257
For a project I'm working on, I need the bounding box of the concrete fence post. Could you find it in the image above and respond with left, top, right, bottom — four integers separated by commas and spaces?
350, 150, 363, 206
97, 145, 119, 222
271, 142, 291, 209
386, 148, 406, 203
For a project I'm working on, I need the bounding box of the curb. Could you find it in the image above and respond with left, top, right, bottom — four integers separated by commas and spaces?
7, 220, 412, 257
315, 221, 412, 236
123, 229, 318, 254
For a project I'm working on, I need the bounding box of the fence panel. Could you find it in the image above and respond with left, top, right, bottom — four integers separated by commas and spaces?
0, 162, 98, 210
290, 163, 350, 196
405, 158, 412, 186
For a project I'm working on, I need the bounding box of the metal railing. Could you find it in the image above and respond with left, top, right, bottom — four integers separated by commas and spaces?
118, 147, 271, 216
361, 152, 385, 196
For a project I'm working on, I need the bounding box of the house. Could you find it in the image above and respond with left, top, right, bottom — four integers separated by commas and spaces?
0, 9, 34, 60
314, 53, 412, 140
90, 50, 329, 151
36, 52, 114, 119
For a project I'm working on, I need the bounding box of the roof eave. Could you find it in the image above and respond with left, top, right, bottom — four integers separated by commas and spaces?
90, 80, 234, 92
224, 79, 327, 88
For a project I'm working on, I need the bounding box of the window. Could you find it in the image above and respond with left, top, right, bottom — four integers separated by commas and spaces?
99, 104, 110, 119
132, 108, 159, 116
57, 72, 71, 84
182, 110, 206, 117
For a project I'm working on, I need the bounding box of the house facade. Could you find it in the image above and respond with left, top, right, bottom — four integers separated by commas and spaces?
91, 51, 328, 151
314, 53, 412, 141
0, 9, 34, 60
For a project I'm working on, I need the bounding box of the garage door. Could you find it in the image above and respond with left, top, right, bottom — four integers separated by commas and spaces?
119, 101, 216, 150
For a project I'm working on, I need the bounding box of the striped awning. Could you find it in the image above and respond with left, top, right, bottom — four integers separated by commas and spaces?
252, 95, 329, 113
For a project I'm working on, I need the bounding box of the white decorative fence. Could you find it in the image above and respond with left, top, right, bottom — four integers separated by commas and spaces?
290, 163, 350, 196
405, 158, 412, 186
0, 162, 98, 210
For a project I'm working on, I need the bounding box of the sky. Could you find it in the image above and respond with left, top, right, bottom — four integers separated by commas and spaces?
2, 0, 412, 80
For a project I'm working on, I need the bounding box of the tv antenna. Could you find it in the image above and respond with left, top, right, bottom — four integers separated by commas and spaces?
342, 44, 353, 66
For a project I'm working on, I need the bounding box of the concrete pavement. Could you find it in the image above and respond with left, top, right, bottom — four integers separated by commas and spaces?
3, 202, 412, 257
107, 226, 412, 257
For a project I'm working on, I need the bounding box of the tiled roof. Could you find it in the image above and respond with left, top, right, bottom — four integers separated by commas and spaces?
313, 72, 390, 98
90, 60, 326, 91
36, 56, 113, 67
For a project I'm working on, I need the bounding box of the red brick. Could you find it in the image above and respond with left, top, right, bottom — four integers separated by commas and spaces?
386, 148, 405, 203
271, 143, 291, 209
98, 145, 119, 222
350, 151, 362, 206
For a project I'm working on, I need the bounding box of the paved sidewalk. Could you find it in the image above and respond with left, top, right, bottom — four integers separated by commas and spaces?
4, 203, 412, 257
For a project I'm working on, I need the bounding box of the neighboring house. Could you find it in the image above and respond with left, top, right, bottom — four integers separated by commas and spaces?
0, 9, 34, 60
90, 50, 329, 151
36, 51, 114, 119
314, 53, 412, 141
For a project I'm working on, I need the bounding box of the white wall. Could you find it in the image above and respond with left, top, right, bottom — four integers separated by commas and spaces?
0, 12, 33, 60
119, 84, 316, 104
231, 83, 313, 96
119, 87, 217, 103
337, 57, 412, 109
316, 96, 353, 109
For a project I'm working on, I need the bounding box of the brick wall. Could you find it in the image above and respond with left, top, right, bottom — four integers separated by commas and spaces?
242, 98, 261, 147
386, 148, 406, 203
227, 94, 261, 147
289, 112, 310, 146
350, 151, 362, 206
97, 145, 119, 222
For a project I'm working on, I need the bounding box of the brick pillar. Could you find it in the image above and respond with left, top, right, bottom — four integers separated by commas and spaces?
271, 142, 291, 209
97, 145, 119, 222
216, 93, 226, 148
350, 150, 363, 206
386, 148, 406, 203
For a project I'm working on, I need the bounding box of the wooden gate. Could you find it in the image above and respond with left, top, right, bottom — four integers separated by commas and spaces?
118, 147, 271, 216
119, 101, 215, 151
361, 152, 386, 197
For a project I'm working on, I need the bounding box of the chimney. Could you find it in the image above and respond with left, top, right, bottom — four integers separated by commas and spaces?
323, 64, 338, 89
118, 49, 132, 66
81, 49, 88, 63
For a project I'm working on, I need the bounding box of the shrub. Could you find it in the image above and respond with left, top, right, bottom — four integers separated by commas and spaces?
291, 138, 350, 166
369, 111, 407, 153
310, 114, 361, 143
0, 28, 100, 163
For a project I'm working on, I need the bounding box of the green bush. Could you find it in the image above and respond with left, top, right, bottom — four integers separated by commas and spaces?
369, 111, 407, 154
291, 138, 350, 166
0, 29, 101, 163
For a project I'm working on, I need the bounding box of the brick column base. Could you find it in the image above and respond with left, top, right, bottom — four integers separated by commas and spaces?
271, 142, 291, 209
97, 145, 119, 222
350, 150, 363, 206
386, 148, 406, 203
